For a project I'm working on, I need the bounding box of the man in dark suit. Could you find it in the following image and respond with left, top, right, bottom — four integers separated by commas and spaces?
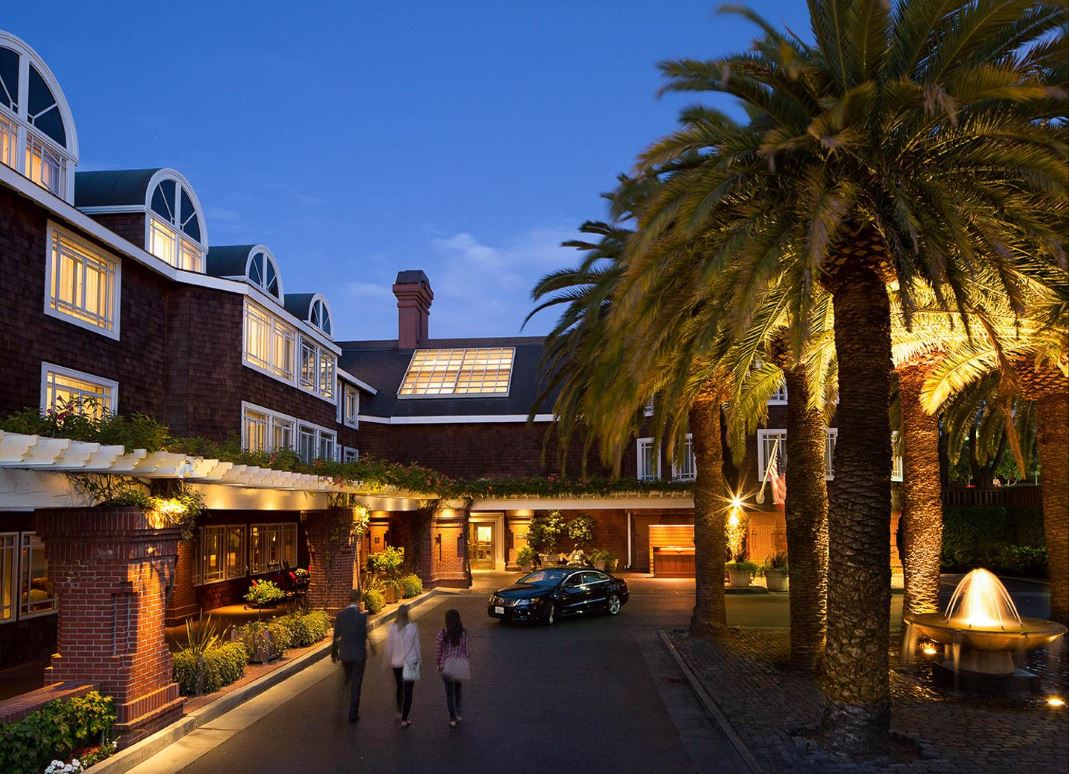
332, 588, 369, 723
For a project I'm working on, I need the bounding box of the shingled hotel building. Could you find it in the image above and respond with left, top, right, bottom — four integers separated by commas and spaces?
0, 30, 903, 740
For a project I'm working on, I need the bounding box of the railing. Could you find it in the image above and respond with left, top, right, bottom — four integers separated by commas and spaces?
942, 485, 1042, 509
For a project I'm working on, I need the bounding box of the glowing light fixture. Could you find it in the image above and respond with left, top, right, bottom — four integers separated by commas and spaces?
1047, 696, 1065, 708
921, 644, 938, 656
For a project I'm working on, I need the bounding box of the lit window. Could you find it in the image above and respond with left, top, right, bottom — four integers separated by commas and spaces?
0, 41, 75, 200
769, 381, 788, 404
300, 340, 316, 388
398, 348, 515, 397
296, 335, 337, 401
0, 532, 16, 622
20, 533, 56, 618
241, 403, 294, 454
243, 301, 295, 380
198, 526, 224, 583
249, 523, 297, 574
41, 363, 117, 418
45, 225, 119, 336
319, 352, 335, 399
637, 437, 660, 481
247, 250, 281, 299
672, 435, 696, 481
147, 175, 204, 271
343, 385, 359, 428
297, 423, 336, 464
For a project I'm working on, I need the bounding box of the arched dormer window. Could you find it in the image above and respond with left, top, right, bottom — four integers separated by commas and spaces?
308, 296, 332, 336
247, 248, 283, 300
0, 32, 79, 202
145, 170, 207, 272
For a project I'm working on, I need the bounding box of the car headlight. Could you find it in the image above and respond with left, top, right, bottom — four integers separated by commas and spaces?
514, 598, 533, 607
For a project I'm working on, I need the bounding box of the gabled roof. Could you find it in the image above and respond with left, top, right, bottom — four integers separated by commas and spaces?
206, 244, 257, 278
338, 336, 556, 419
74, 169, 161, 208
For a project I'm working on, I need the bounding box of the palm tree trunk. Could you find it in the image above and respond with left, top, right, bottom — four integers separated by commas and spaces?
822, 259, 893, 754
689, 396, 728, 638
783, 364, 829, 672
898, 364, 943, 616
1037, 391, 1068, 626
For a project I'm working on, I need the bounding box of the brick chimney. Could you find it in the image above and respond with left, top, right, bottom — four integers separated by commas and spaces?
393, 270, 433, 349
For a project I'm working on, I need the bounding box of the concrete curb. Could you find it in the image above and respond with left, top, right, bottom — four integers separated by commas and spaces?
91, 589, 446, 774
656, 629, 764, 774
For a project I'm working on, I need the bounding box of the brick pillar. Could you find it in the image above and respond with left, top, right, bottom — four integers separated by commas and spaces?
305, 508, 361, 613
430, 509, 469, 587
165, 539, 199, 625
34, 507, 184, 746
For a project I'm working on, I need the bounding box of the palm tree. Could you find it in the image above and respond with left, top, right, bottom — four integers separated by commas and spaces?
622, 1, 1067, 752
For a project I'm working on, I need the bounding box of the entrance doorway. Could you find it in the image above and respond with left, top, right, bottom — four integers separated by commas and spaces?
468, 523, 495, 570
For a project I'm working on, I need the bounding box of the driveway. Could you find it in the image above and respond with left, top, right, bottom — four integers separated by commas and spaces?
132, 583, 745, 774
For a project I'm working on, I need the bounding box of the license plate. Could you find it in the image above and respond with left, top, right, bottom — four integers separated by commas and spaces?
494, 606, 505, 614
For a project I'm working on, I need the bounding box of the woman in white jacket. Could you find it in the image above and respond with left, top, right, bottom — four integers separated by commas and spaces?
385, 604, 420, 727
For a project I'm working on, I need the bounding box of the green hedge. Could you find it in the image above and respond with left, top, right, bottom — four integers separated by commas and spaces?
400, 574, 423, 598
0, 690, 114, 774
280, 610, 331, 647
363, 588, 385, 614
941, 505, 1047, 578
173, 642, 248, 696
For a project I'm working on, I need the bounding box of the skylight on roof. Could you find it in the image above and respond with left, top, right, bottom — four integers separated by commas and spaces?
398, 348, 515, 398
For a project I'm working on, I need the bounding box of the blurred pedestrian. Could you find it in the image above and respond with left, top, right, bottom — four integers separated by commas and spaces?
385, 604, 420, 728
434, 608, 471, 727
332, 588, 370, 724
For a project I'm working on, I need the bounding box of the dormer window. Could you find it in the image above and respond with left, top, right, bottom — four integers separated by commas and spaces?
248, 250, 282, 300
0, 33, 79, 202
309, 297, 332, 336
147, 174, 205, 272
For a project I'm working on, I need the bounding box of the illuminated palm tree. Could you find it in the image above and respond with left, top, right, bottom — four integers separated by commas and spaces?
620, 1, 1067, 752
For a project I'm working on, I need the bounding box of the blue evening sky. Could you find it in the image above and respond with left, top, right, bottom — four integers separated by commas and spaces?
5, 1, 808, 341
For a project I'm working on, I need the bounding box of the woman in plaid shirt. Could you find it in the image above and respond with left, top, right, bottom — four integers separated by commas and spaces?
435, 608, 469, 727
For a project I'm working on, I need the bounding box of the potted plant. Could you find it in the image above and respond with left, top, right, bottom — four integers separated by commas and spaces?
761, 552, 789, 592
515, 545, 537, 572
244, 579, 285, 609
725, 560, 758, 588
588, 548, 619, 573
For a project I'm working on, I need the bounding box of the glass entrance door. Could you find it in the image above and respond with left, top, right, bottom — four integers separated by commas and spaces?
469, 523, 495, 570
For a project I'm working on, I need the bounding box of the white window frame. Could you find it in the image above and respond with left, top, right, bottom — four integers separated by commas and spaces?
891, 431, 904, 482
636, 437, 660, 481
342, 446, 358, 463
43, 222, 121, 339
243, 299, 296, 381
768, 381, 788, 405
241, 402, 296, 454
671, 434, 696, 481
143, 171, 207, 273
19, 532, 56, 619
40, 362, 118, 417
757, 428, 838, 482
343, 384, 359, 428
296, 420, 337, 464
297, 334, 337, 402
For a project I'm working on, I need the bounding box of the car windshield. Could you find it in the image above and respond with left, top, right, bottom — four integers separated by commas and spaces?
517, 569, 568, 586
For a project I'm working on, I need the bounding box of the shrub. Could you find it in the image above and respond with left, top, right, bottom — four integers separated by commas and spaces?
725, 560, 759, 575
760, 551, 789, 575
173, 642, 248, 695
400, 574, 423, 598
942, 544, 1047, 578
566, 512, 595, 548
515, 545, 538, 568
368, 546, 405, 578
526, 510, 566, 554
279, 610, 331, 647
363, 588, 385, 614
244, 579, 285, 607
0, 690, 115, 773
234, 620, 291, 662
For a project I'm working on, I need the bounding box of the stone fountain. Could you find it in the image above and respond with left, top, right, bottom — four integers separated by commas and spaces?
902, 568, 1066, 694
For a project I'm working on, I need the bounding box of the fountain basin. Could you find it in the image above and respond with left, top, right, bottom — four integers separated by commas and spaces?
904, 613, 1067, 654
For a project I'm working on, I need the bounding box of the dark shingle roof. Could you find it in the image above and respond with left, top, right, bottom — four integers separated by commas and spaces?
206, 245, 255, 278
394, 270, 430, 286
338, 336, 556, 417
283, 293, 316, 320
75, 169, 161, 208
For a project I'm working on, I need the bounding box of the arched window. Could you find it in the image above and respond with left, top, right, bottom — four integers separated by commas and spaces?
145, 171, 207, 272
309, 296, 332, 336
247, 249, 282, 300
0, 32, 79, 202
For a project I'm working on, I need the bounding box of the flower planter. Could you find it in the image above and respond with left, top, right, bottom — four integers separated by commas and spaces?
764, 569, 788, 592
383, 584, 399, 604
727, 569, 752, 588
602, 559, 618, 573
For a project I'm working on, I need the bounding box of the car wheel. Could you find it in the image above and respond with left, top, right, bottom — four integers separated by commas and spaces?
543, 601, 556, 626
607, 594, 621, 616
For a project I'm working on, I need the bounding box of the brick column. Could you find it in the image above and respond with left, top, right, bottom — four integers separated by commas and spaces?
430, 509, 469, 587
304, 508, 361, 613
34, 507, 184, 746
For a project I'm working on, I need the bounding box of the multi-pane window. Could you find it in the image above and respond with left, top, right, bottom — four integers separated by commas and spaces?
398, 348, 515, 397
249, 523, 297, 574
672, 435, 696, 481
20, 533, 55, 618
41, 364, 117, 418
342, 446, 358, 463
25, 134, 62, 195
244, 301, 295, 380
769, 381, 788, 404
0, 113, 15, 168
0, 533, 16, 623
343, 385, 359, 428
296, 423, 337, 464
46, 226, 119, 336
308, 298, 332, 336
247, 251, 281, 299
297, 336, 337, 400
757, 428, 838, 482
197, 525, 246, 584
637, 438, 660, 481
147, 176, 204, 271
242, 404, 294, 454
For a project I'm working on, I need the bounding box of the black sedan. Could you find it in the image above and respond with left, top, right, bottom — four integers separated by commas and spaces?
488, 567, 629, 625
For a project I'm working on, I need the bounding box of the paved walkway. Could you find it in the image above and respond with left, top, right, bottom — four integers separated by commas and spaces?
130, 585, 745, 774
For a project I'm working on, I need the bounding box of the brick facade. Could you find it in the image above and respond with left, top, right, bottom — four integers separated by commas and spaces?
305, 508, 363, 612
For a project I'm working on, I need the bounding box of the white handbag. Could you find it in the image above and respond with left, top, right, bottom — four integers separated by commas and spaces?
403, 658, 420, 681
442, 655, 471, 682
